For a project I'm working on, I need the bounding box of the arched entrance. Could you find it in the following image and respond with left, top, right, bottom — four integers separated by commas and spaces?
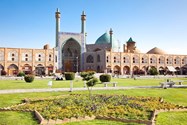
62, 38, 81, 72
35, 64, 45, 76
0, 64, 4, 76
141, 66, 147, 75
97, 65, 101, 73
175, 67, 180, 75
113, 65, 120, 75
22, 64, 32, 74
8, 64, 18, 76
48, 64, 53, 75
123, 66, 130, 75
159, 66, 165, 75
106, 65, 111, 73
132, 66, 139, 75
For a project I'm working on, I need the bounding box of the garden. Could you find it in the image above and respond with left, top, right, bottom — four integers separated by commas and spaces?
0, 88, 187, 125
0, 72, 187, 124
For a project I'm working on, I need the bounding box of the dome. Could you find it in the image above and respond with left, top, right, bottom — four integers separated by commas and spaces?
95, 32, 110, 44
147, 47, 166, 54
95, 32, 119, 52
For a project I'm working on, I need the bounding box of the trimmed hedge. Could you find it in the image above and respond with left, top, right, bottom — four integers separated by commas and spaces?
17, 72, 25, 77
149, 67, 158, 75
24, 75, 35, 83
100, 74, 111, 82
64, 72, 75, 80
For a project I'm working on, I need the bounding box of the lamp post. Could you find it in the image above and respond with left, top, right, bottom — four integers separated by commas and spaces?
76, 56, 78, 73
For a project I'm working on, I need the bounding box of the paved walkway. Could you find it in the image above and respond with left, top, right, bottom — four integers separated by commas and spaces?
0, 85, 186, 94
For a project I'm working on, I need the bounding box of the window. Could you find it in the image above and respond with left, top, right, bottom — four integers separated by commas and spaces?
12, 54, 14, 56
106, 56, 109, 63
38, 58, 41, 61
25, 54, 28, 57
86, 55, 94, 63
124, 57, 126, 63
12, 58, 14, 61
38, 54, 41, 57
132, 56, 139, 64
114, 57, 116, 63
97, 55, 100, 62
49, 54, 52, 61
150, 58, 153, 63
25, 58, 28, 61
55, 56, 57, 63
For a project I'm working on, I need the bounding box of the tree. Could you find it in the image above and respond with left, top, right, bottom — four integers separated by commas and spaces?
80, 71, 98, 99
149, 67, 158, 75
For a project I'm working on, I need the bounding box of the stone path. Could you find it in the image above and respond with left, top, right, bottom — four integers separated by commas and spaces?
0, 85, 186, 94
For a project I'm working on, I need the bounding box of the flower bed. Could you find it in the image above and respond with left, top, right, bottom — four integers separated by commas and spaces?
10, 94, 180, 121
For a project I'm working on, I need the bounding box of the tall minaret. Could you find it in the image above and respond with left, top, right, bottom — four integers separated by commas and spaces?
81, 11, 86, 34
109, 28, 113, 51
81, 11, 86, 53
55, 8, 60, 47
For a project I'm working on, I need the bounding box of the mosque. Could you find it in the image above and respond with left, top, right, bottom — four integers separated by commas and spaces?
0, 9, 187, 76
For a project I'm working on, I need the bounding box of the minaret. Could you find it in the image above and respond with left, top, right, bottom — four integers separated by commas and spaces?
55, 8, 60, 47
81, 11, 86, 34
81, 11, 86, 53
109, 28, 113, 51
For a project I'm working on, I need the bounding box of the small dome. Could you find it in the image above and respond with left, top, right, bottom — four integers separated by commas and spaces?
147, 47, 166, 54
95, 32, 119, 52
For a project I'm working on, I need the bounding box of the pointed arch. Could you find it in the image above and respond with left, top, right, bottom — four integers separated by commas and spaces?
123, 66, 130, 75
7, 64, 18, 76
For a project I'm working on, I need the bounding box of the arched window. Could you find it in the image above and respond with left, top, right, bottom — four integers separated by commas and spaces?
49, 54, 52, 61
159, 56, 165, 64
150, 56, 157, 64
123, 55, 130, 63
86, 55, 94, 63
142, 56, 148, 63
114, 57, 116, 63
106, 56, 110, 63
0, 51, 4, 61
97, 55, 100, 62
132, 55, 139, 63
182, 57, 187, 64
167, 57, 173, 64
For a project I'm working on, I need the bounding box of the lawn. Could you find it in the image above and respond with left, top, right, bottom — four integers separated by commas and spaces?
0, 77, 186, 90
0, 88, 187, 125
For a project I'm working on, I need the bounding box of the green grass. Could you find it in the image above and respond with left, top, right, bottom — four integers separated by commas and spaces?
156, 111, 187, 125
0, 78, 187, 125
0, 111, 38, 125
0, 77, 186, 90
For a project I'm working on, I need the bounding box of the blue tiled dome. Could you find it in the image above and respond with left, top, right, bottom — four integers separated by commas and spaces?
95, 32, 119, 52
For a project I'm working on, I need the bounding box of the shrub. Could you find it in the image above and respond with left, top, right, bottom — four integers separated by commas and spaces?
100, 74, 111, 82
17, 72, 25, 77
86, 77, 98, 87
24, 75, 35, 83
149, 67, 158, 75
64, 72, 75, 80
1, 70, 6, 76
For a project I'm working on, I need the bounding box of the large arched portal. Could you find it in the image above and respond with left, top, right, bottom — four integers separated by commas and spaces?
62, 38, 81, 72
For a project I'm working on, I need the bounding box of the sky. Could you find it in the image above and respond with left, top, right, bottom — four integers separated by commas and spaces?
0, 0, 187, 54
